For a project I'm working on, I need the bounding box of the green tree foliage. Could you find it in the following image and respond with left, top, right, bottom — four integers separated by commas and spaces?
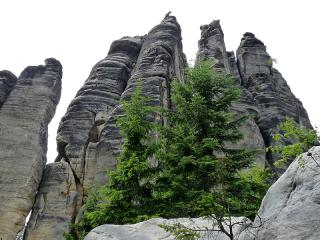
269, 118, 318, 168
70, 83, 158, 238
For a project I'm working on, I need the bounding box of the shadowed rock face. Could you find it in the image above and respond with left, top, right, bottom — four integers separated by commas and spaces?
0, 70, 17, 107
96, 14, 186, 177
16, 14, 311, 240
236, 33, 312, 168
24, 37, 144, 239
23, 14, 186, 239
197, 20, 231, 73
197, 20, 266, 167
197, 20, 312, 171
0, 58, 62, 240
56, 36, 143, 181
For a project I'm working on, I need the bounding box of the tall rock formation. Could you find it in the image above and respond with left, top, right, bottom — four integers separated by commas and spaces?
197, 20, 266, 167
197, 19, 312, 170
0, 15, 313, 240
236, 32, 312, 169
0, 58, 62, 240
24, 37, 143, 239
24, 14, 186, 239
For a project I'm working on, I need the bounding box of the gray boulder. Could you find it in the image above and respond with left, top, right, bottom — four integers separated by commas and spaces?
85, 217, 251, 240
0, 59, 62, 240
244, 146, 320, 240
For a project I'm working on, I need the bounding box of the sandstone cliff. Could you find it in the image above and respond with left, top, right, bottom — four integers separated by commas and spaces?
0, 14, 314, 240
0, 59, 62, 240
26, 16, 312, 239
24, 14, 186, 239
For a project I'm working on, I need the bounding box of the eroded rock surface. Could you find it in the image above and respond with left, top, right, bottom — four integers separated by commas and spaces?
96, 13, 186, 182
25, 37, 143, 239
25, 14, 186, 239
0, 59, 62, 240
24, 162, 78, 240
236, 32, 312, 168
56, 36, 143, 184
242, 146, 320, 240
197, 20, 266, 167
16, 14, 311, 240
197, 20, 313, 171
0, 70, 17, 107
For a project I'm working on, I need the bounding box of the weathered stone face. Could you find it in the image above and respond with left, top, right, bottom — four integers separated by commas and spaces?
24, 162, 78, 240
56, 36, 143, 182
241, 146, 320, 240
0, 70, 17, 107
24, 37, 144, 239
197, 20, 266, 167
1, 15, 313, 240
197, 20, 231, 73
0, 58, 62, 240
24, 14, 186, 239
236, 33, 312, 169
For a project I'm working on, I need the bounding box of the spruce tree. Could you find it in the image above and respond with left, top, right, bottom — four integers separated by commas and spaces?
73, 83, 157, 238
153, 62, 269, 238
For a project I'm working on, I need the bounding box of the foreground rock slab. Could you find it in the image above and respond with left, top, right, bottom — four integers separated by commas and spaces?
245, 146, 320, 240
85, 217, 251, 240
0, 59, 62, 240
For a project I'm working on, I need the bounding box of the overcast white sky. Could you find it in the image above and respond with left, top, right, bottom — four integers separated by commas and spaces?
1, 0, 319, 163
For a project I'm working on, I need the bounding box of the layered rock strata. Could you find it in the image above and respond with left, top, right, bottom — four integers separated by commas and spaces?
95, 14, 186, 185
24, 37, 143, 239
26, 17, 313, 239
0, 70, 17, 107
0, 59, 62, 240
197, 20, 266, 167
236, 32, 312, 168
197, 20, 312, 170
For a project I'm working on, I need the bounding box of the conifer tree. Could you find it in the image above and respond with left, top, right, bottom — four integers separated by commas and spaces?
72, 83, 158, 238
154, 62, 269, 239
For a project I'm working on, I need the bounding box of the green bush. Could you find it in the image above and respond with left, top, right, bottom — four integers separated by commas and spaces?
269, 118, 317, 168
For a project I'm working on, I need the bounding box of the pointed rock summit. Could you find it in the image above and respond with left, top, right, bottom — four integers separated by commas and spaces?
0, 59, 62, 240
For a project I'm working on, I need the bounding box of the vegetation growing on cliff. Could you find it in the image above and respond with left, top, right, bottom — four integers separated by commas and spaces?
269, 118, 318, 168
69, 62, 269, 240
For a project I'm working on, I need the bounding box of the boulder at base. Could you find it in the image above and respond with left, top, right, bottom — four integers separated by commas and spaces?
84, 216, 251, 240
245, 146, 320, 240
